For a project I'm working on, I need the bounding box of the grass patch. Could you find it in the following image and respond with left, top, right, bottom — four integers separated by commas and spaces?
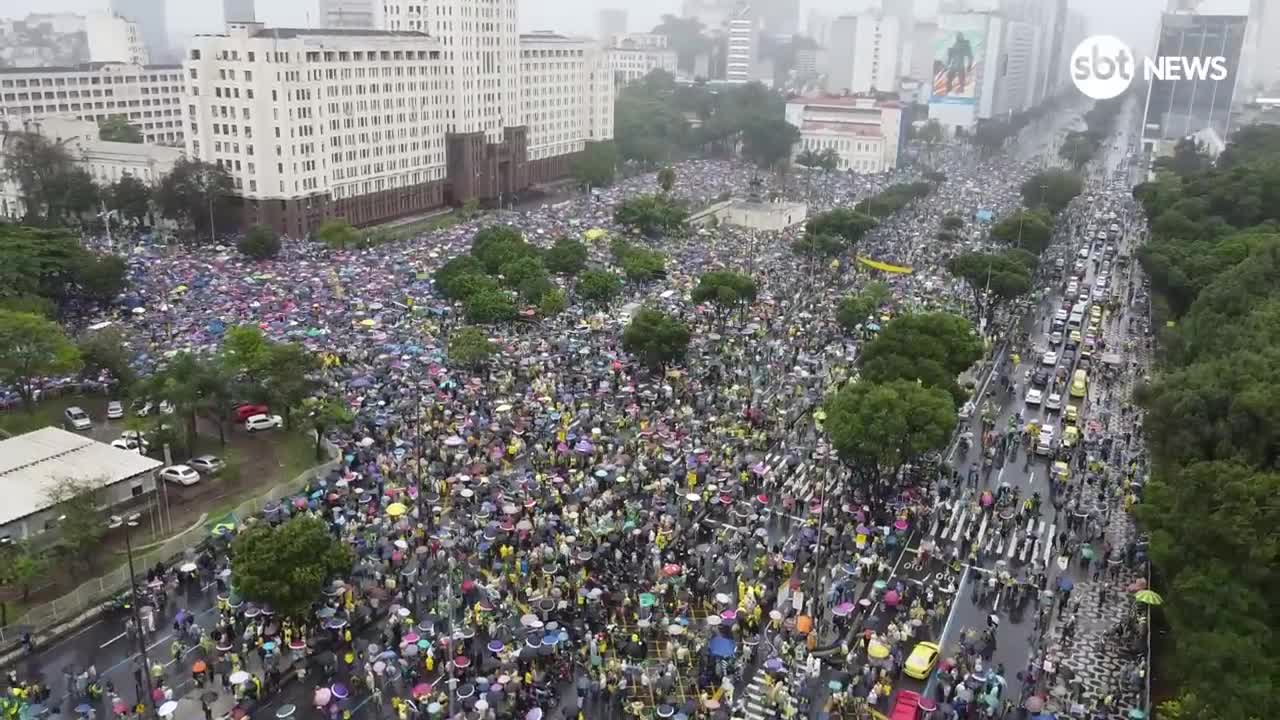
363, 211, 461, 246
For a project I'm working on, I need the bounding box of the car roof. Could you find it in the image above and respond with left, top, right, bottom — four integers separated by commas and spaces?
67, 406, 86, 413
193, 455, 220, 462
167, 464, 195, 472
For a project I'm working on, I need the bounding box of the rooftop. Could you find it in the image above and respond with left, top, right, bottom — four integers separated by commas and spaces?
0, 62, 181, 75
250, 27, 431, 39
0, 427, 163, 527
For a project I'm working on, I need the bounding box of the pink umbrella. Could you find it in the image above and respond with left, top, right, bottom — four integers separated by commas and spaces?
832, 602, 855, 617
893, 518, 908, 532
403, 632, 420, 644
883, 590, 901, 607
313, 688, 332, 706
411, 683, 432, 698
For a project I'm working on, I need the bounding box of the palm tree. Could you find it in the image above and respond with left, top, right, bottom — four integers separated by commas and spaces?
198, 362, 240, 447
795, 148, 822, 199
817, 147, 840, 173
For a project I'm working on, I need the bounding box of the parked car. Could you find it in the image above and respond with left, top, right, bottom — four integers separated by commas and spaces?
159, 465, 200, 486
132, 399, 155, 417
106, 400, 124, 419
111, 437, 149, 452
245, 414, 284, 432
159, 400, 175, 415
64, 406, 92, 431
234, 404, 270, 423
189, 455, 226, 474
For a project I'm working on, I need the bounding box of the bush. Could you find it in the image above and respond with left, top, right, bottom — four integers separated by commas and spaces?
238, 225, 281, 260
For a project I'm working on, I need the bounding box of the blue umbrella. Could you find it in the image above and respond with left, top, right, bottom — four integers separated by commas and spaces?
708, 636, 735, 659
1056, 576, 1074, 592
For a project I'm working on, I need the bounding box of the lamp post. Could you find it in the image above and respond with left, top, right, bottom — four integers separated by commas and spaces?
110, 513, 156, 713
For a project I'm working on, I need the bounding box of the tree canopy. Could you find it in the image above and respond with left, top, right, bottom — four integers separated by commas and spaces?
1021, 169, 1083, 214
543, 237, 588, 276
315, 219, 359, 250
570, 141, 617, 188
990, 208, 1053, 255
575, 269, 623, 304
823, 379, 956, 486
613, 194, 689, 237
3, 132, 99, 225
1128, 123, 1280, 719
858, 312, 983, 405
622, 307, 691, 371
154, 157, 234, 240
690, 270, 757, 316
231, 515, 354, 621
947, 250, 1035, 326
836, 281, 892, 332
238, 225, 282, 260
448, 326, 497, 368
98, 116, 143, 143
0, 310, 81, 409
805, 208, 878, 246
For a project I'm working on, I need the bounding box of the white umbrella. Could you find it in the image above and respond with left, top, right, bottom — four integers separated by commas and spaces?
229, 670, 251, 685
158, 701, 178, 717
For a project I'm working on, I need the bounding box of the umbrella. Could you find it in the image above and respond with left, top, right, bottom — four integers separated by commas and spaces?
229, 671, 250, 685
1134, 590, 1163, 606
158, 702, 178, 717
884, 590, 900, 607
708, 636, 735, 658
386, 503, 408, 517
1056, 576, 1074, 592
313, 688, 331, 706
1023, 696, 1045, 713
867, 639, 890, 660
1128, 710, 1147, 720
331, 684, 349, 700
276, 707, 296, 719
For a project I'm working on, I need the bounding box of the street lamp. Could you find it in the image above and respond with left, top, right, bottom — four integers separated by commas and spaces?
109, 513, 156, 713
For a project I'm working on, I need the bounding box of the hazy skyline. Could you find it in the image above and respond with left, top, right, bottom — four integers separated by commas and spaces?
0, 0, 1187, 57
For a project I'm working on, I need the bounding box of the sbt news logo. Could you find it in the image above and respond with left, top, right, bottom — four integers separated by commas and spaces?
1070, 35, 1229, 100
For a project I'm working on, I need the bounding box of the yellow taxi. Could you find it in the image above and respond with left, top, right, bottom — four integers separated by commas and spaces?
1065, 404, 1080, 425
1089, 305, 1103, 322
1069, 330, 1083, 347
1062, 425, 1080, 448
1070, 369, 1088, 398
904, 641, 941, 680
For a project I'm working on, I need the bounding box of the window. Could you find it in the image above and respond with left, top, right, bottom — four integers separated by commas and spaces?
189, 68, 198, 79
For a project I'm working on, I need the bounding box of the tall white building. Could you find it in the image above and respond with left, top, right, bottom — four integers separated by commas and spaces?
86, 13, 150, 66
607, 37, 678, 84
0, 62, 183, 145
1245, 0, 1280, 93
726, 5, 758, 84
825, 13, 901, 94
319, 0, 379, 29
183, 20, 614, 235
598, 9, 628, 42
785, 95, 904, 172
108, 0, 168, 61
992, 19, 1040, 117
223, 0, 257, 24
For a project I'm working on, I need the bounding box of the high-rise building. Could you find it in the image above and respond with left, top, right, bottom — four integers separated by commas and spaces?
991, 20, 1040, 117
223, 0, 256, 24
1244, 0, 1280, 94
825, 13, 901, 94
726, 4, 758, 84
0, 62, 183, 145
318, 0, 378, 29
682, 0, 738, 34
598, 9, 628, 42
86, 12, 150, 65
806, 10, 832, 45
183, 19, 614, 235
926, 12, 1004, 131
108, 0, 167, 61
884, 0, 915, 88
1141, 12, 1247, 153
607, 35, 678, 84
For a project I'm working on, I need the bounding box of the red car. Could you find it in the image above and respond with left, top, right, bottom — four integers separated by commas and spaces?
889, 690, 922, 720
233, 404, 269, 423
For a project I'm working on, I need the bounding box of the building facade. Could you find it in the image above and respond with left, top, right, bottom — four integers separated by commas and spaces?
785, 95, 904, 172
825, 13, 901, 94
991, 19, 1040, 117
726, 5, 758, 84
0, 62, 184, 145
86, 13, 150, 66
319, 0, 379, 29
1141, 12, 1247, 154
1244, 0, 1280, 94
926, 12, 1004, 131
0, 116, 183, 219
607, 44, 678, 85
520, 33, 613, 184
184, 21, 614, 235
757, 0, 800, 37
108, 0, 168, 61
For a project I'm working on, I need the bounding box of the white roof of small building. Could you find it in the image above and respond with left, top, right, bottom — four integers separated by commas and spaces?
0, 427, 162, 527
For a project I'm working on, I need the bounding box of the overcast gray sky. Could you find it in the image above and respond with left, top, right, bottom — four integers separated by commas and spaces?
1, 0, 1226, 55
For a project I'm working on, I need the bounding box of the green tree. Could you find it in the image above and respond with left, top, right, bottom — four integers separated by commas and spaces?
0, 225, 91, 304
1021, 169, 1083, 214
497, 256, 546, 289
823, 379, 956, 487
543, 237, 588, 276
859, 312, 983, 405
576, 269, 623, 304
517, 275, 555, 305
231, 515, 354, 621
990, 209, 1053, 255
238, 225, 282, 260
298, 397, 354, 462
221, 324, 273, 377
464, 288, 518, 324
0, 294, 56, 318
106, 174, 152, 225
657, 166, 676, 193
538, 288, 568, 317
651, 15, 712, 73
1058, 131, 1099, 170
795, 149, 822, 171
78, 327, 137, 391
74, 254, 128, 302
570, 140, 617, 188
0, 539, 46, 615
153, 157, 234, 241
315, 219, 359, 250
196, 360, 239, 447
622, 307, 691, 371
98, 116, 143, 143
741, 116, 800, 170
0, 310, 81, 409
791, 234, 847, 258
946, 251, 1033, 326
2, 132, 100, 225
448, 326, 497, 369
258, 342, 318, 430
141, 352, 206, 452
836, 281, 892, 332
45, 478, 107, 573
941, 214, 965, 231
918, 119, 944, 163
433, 255, 490, 301
805, 208, 879, 246
690, 270, 757, 320
471, 225, 537, 274
614, 194, 689, 237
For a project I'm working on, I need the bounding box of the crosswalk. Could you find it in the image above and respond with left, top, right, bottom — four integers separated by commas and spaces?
761, 452, 841, 506
741, 657, 805, 720
928, 500, 1058, 567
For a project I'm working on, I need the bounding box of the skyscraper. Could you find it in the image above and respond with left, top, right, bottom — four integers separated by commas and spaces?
109, 0, 167, 60
726, 4, 759, 83
1142, 12, 1247, 150
825, 13, 901, 94
757, 0, 800, 37
1244, 0, 1280, 93
598, 9, 628, 43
